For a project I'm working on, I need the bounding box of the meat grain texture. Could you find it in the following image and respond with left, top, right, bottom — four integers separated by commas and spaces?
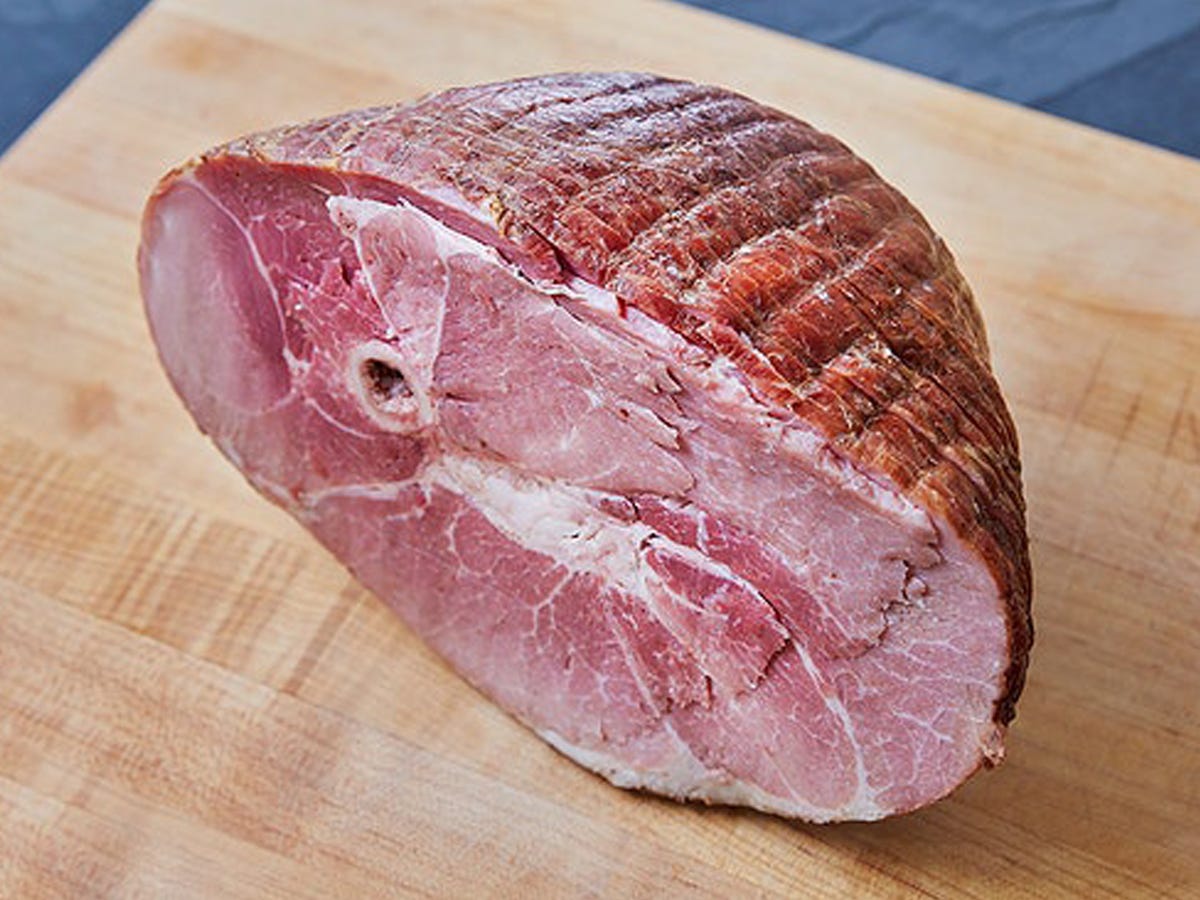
139, 72, 1032, 822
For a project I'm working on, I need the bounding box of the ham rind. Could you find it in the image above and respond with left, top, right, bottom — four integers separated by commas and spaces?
138, 72, 1032, 822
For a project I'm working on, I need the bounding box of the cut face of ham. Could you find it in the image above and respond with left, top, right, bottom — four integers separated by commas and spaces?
139, 72, 1032, 822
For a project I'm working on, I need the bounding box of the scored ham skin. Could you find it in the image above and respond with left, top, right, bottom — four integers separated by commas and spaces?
139, 72, 1032, 822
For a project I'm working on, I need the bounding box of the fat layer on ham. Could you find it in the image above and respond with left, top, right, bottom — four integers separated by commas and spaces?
139, 72, 1032, 822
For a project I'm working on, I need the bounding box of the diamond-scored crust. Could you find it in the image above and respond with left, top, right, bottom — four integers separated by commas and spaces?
213, 71, 1032, 727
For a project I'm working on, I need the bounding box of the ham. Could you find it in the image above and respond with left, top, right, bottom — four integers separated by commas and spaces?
138, 72, 1032, 822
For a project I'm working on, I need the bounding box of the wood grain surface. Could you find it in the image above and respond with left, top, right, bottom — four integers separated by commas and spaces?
1, 0, 1198, 896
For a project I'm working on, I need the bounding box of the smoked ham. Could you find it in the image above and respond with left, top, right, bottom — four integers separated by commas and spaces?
139, 72, 1032, 821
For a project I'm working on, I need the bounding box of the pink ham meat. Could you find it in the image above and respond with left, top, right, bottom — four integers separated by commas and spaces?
139, 72, 1032, 822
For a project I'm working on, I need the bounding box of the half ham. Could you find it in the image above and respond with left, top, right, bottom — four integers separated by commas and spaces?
139, 72, 1032, 822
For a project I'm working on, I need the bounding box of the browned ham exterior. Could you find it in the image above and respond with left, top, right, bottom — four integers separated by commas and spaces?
138, 72, 1032, 822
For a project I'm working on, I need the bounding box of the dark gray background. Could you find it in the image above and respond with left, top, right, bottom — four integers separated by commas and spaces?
2, 0, 1198, 157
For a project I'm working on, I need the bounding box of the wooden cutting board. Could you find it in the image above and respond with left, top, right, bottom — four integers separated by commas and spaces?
1, 0, 1197, 895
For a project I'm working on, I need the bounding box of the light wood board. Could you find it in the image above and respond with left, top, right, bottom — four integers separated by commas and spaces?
1, 0, 1198, 895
